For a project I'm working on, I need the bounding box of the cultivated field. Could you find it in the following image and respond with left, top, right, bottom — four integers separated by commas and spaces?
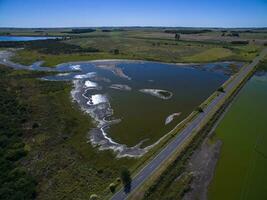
1, 28, 266, 66
208, 58, 267, 200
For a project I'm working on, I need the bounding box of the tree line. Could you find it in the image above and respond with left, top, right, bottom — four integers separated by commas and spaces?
0, 39, 100, 54
0, 65, 36, 199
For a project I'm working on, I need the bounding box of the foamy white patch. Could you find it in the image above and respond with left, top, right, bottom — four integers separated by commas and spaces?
74, 72, 96, 79
92, 94, 108, 105
57, 73, 70, 76
87, 94, 108, 105
165, 113, 181, 125
70, 65, 81, 70
140, 89, 173, 100
84, 80, 97, 88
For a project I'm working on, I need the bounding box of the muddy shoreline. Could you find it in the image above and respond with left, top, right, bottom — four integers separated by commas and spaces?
183, 137, 222, 200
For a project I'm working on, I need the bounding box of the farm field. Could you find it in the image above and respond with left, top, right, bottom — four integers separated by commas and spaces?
0, 28, 265, 66
208, 60, 267, 200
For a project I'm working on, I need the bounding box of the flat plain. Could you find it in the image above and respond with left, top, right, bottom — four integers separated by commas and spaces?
0, 27, 267, 199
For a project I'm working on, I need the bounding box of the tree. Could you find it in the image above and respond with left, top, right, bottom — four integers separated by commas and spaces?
109, 183, 116, 193
113, 49, 119, 55
175, 33, 180, 41
32, 122, 39, 129
196, 106, 204, 113
90, 194, 98, 200
116, 177, 121, 183
120, 167, 132, 193
217, 86, 225, 93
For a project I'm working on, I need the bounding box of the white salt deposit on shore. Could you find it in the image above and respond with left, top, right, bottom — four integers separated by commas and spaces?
57, 73, 70, 76
84, 80, 98, 88
87, 94, 108, 106
70, 64, 81, 70
74, 72, 96, 79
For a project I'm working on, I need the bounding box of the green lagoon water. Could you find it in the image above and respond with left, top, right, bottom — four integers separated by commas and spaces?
208, 71, 267, 200
4, 58, 234, 157
107, 62, 229, 147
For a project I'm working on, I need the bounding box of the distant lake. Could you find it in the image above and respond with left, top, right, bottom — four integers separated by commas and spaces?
0, 36, 60, 41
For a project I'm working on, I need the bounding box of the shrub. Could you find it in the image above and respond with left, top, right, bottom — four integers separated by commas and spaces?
113, 49, 120, 55
32, 122, 39, 129
116, 177, 121, 183
217, 87, 225, 93
120, 167, 131, 187
175, 33, 180, 40
90, 194, 98, 200
109, 183, 116, 193
196, 106, 204, 113
231, 40, 249, 45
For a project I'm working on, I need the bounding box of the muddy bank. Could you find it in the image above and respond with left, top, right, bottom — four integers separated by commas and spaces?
92, 61, 132, 80
71, 79, 158, 158
183, 138, 222, 200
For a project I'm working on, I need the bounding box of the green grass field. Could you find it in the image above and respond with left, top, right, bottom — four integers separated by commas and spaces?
7, 29, 264, 67
183, 47, 233, 62
208, 63, 267, 200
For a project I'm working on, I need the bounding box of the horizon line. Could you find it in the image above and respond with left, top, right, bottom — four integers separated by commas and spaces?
1, 26, 267, 29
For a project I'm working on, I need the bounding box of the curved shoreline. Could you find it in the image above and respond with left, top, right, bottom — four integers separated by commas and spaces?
54, 58, 240, 68
1, 48, 241, 69
0, 49, 238, 158
70, 79, 157, 158
1, 50, 181, 158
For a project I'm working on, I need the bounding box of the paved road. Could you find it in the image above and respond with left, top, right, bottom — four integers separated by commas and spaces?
111, 48, 267, 200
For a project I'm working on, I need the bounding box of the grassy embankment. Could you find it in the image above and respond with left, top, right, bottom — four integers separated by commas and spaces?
208, 58, 267, 200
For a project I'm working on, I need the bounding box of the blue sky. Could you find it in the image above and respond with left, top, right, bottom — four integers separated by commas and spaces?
0, 0, 266, 28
